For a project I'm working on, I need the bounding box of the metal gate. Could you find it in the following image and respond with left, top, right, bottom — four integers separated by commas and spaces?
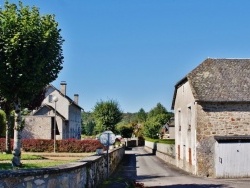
215, 139, 250, 178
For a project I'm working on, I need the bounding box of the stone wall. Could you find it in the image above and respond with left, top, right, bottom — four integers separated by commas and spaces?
0, 147, 125, 188
144, 141, 175, 166
196, 102, 250, 177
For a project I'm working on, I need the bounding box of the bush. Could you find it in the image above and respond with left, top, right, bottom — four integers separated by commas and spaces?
0, 138, 104, 153
23, 139, 104, 152
0, 138, 13, 152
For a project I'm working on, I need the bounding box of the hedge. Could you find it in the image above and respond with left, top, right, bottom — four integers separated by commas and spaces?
144, 137, 175, 144
0, 138, 104, 153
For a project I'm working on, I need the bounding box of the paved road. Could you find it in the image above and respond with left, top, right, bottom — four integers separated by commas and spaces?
103, 147, 250, 188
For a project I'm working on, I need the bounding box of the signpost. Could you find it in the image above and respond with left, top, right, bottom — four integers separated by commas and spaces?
99, 130, 116, 177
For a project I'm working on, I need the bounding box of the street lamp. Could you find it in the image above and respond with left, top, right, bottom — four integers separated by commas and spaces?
52, 96, 58, 153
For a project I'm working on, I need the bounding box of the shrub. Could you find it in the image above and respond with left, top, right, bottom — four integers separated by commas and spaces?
0, 138, 13, 152
22, 139, 104, 152
0, 138, 105, 153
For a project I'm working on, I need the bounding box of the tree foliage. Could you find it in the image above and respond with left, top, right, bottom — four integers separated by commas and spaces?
136, 108, 147, 123
93, 100, 122, 133
116, 124, 134, 138
0, 1, 64, 105
0, 1, 64, 166
147, 103, 168, 119
0, 110, 6, 137
143, 103, 172, 139
81, 111, 96, 136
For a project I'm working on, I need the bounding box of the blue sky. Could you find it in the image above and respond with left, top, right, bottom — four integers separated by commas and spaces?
1, 0, 250, 113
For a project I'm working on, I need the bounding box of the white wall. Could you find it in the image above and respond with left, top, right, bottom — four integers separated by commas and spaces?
174, 81, 197, 174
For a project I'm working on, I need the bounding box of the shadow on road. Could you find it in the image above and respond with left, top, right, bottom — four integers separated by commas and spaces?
99, 153, 137, 188
145, 184, 232, 188
136, 153, 155, 157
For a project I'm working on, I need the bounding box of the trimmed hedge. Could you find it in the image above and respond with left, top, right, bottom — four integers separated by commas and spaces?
0, 138, 104, 153
0, 138, 13, 152
145, 137, 175, 144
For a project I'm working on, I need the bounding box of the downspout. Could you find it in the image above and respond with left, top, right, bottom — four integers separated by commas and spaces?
194, 101, 198, 175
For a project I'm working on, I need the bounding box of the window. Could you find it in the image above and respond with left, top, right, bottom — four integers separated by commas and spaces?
189, 148, 192, 165
48, 95, 53, 103
178, 110, 181, 131
188, 106, 191, 131
178, 145, 180, 160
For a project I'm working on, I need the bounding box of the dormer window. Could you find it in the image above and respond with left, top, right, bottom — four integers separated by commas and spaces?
48, 95, 53, 103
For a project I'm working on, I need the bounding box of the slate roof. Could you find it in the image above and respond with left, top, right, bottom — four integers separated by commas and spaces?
47, 84, 83, 110
172, 58, 250, 109
33, 104, 66, 120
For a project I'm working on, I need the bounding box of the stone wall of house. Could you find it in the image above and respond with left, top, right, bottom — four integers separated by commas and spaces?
22, 116, 52, 139
0, 147, 125, 188
196, 102, 250, 177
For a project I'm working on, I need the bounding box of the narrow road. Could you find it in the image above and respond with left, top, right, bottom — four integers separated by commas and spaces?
108, 147, 250, 188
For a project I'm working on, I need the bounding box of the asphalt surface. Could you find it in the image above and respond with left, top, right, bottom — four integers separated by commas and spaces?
100, 147, 250, 188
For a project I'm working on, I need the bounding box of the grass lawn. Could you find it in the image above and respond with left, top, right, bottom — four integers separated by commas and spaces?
0, 153, 76, 170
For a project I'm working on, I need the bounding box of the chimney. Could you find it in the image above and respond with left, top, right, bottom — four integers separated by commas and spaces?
74, 94, 79, 104
60, 81, 67, 95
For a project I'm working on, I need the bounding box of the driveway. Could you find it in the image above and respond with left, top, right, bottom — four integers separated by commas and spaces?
101, 147, 250, 188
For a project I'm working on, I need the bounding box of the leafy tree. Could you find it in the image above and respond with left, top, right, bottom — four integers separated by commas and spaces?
81, 111, 96, 136
143, 114, 168, 139
93, 100, 123, 133
136, 108, 147, 123
0, 110, 6, 137
143, 103, 172, 139
116, 123, 134, 138
147, 103, 168, 119
0, 1, 64, 166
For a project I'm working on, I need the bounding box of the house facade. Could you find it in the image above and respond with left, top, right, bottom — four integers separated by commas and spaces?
22, 82, 83, 140
172, 58, 250, 178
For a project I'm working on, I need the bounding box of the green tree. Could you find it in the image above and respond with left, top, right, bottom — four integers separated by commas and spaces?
0, 1, 64, 166
81, 111, 96, 136
93, 100, 123, 133
136, 108, 147, 123
116, 123, 134, 138
147, 103, 168, 119
143, 103, 171, 139
143, 114, 168, 139
0, 110, 6, 137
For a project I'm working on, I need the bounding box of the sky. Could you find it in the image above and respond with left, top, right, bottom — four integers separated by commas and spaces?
1, 0, 250, 113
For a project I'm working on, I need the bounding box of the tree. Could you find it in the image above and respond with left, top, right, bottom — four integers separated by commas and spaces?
81, 111, 96, 136
0, 110, 6, 137
93, 100, 123, 133
116, 123, 134, 138
0, 1, 64, 166
136, 108, 147, 123
143, 103, 171, 139
147, 103, 168, 119
143, 114, 168, 139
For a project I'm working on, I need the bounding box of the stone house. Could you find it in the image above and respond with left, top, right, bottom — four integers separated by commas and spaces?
171, 58, 250, 178
22, 82, 83, 140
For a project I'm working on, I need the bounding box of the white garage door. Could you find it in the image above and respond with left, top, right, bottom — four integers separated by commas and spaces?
215, 141, 250, 178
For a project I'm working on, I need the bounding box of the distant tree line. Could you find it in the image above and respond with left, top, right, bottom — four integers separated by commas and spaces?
81, 101, 174, 139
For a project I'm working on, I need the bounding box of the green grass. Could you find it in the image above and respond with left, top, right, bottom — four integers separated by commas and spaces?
145, 137, 175, 144
0, 153, 74, 170
0, 153, 44, 161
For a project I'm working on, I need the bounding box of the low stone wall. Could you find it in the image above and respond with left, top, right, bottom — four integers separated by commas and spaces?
144, 141, 175, 166
0, 147, 125, 188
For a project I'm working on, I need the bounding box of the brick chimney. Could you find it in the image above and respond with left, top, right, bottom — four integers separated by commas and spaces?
74, 94, 79, 104
60, 81, 67, 96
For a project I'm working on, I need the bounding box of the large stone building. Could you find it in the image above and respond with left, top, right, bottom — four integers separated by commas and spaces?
171, 58, 250, 178
22, 82, 83, 140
